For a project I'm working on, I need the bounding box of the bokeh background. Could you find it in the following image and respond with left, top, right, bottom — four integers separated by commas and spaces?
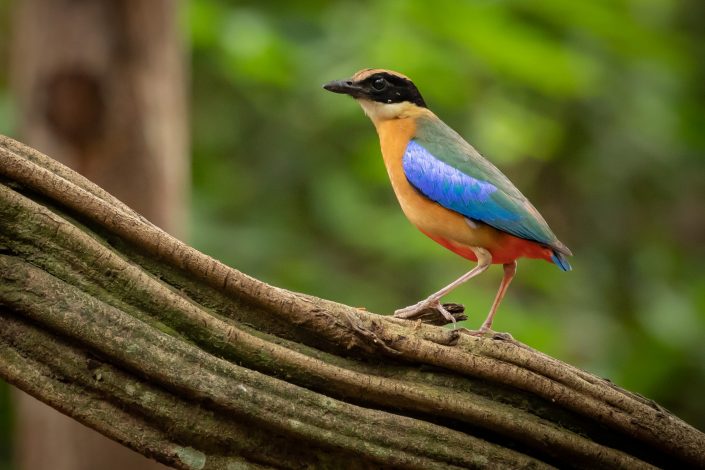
1, 0, 704, 467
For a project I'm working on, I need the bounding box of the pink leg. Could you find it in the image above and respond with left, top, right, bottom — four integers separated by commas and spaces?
394, 247, 492, 327
477, 260, 517, 333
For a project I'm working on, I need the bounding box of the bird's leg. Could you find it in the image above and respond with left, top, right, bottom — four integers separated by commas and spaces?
394, 247, 492, 327
473, 260, 517, 334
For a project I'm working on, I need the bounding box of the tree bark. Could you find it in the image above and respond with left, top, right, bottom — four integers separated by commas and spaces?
10, 1, 186, 469
1, 136, 704, 469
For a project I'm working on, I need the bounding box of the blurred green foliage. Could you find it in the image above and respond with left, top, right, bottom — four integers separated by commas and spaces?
1, 2, 704, 465
186, 0, 705, 429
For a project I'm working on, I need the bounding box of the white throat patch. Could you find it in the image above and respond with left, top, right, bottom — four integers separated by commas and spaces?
357, 99, 415, 124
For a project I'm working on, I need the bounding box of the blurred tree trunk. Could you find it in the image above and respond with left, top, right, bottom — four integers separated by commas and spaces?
10, 0, 187, 469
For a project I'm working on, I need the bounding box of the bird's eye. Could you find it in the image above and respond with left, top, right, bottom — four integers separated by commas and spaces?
372, 78, 388, 91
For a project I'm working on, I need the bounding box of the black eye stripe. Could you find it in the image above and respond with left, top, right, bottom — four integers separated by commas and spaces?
354, 72, 427, 108
364, 73, 411, 88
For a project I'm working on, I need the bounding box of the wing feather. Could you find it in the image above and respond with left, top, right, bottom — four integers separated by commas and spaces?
403, 116, 570, 256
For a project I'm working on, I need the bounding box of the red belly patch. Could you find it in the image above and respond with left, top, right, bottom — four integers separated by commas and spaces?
419, 229, 553, 265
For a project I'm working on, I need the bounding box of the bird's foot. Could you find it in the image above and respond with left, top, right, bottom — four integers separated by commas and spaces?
394, 298, 457, 328
458, 326, 514, 342
458, 325, 492, 337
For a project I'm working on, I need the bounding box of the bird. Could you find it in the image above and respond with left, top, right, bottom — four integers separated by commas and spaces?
323, 69, 572, 334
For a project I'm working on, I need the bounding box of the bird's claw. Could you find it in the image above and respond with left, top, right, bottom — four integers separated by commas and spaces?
457, 326, 491, 337
394, 299, 457, 328
457, 327, 514, 342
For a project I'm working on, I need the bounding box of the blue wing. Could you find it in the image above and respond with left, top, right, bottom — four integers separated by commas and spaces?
402, 139, 568, 256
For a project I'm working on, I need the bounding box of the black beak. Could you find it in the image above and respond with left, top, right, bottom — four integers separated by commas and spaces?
323, 79, 363, 97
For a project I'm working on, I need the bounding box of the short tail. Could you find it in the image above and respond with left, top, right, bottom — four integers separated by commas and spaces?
551, 250, 572, 272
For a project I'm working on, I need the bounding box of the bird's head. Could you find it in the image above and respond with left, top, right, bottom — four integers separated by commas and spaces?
323, 69, 427, 124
